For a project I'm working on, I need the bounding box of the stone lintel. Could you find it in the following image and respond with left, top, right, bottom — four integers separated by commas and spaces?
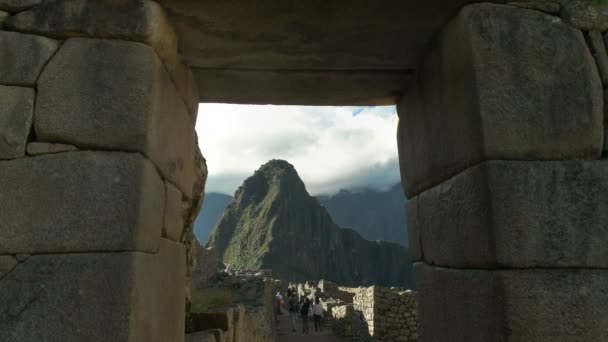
194, 68, 412, 106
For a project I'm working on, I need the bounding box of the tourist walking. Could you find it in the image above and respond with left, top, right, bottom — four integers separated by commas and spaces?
275, 292, 283, 315
312, 297, 324, 332
300, 297, 311, 335
288, 295, 298, 333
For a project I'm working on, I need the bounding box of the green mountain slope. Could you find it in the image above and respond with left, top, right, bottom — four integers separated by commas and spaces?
207, 160, 413, 287
317, 183, 408, 246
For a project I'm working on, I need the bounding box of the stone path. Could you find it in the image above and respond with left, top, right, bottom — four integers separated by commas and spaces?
276, 308, 345, 342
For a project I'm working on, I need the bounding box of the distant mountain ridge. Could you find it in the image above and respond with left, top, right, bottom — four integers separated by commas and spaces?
206, 160, 413, 287
194, 193, 232, 244
195, 185, 408, 247
317, 183, 408, 246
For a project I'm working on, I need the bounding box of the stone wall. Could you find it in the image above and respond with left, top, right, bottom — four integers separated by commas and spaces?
331, 304, 355, 339
192, 245, 220, 288
353, 287, 418, 341
399, 2, 608, 341
0, 1, 204, 341
293, 280, 419, 341
188, 274, 277, 342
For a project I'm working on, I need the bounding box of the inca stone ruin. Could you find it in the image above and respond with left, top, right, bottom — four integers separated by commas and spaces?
1, 0, 608, 341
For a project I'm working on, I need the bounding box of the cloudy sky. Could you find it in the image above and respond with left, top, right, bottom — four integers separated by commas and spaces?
196, 104, 400, 196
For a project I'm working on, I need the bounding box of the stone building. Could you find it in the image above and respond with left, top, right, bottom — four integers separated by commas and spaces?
0, 0, 607, 341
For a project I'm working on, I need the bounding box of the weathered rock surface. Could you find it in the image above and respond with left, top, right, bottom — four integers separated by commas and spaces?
208, 160, 413, 287
507, 1, 561, 14
5, 0, 177, 68
415, 263, 608, 342
0, 238, 186, 342
397, 3, 603, 197
0, 152, 164, 254
0, 256, 17, 279
588, 30, 608, 87
0, 86, 34, 159
411, 160, 608, 268
26, 142, 78, 156
0, 0, 40, 12
561, 0, 608, 31
164, 182, 185, 242
3, 0, 200, 117
35, 38, 196, 197
0, 31, 59, 86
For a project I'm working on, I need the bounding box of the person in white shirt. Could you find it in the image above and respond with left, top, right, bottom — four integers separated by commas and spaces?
275, 292, 283, 315
312, 297, 324, 332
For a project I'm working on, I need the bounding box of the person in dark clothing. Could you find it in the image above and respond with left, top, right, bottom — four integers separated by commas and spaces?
300, 298, 311, 335
288, 295, 298, 332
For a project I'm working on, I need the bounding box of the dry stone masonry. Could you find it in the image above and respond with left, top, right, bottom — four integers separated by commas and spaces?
400, 2, 608, 341
1, 0, 607, 341
0, 1, 204, 341
292, 280, 418, 341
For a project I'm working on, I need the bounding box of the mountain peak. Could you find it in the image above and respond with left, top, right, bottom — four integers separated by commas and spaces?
207, 160, 413, 287
254, 159, 299, 180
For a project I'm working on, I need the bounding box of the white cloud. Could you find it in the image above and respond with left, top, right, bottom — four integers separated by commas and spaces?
196, 104, 400, 196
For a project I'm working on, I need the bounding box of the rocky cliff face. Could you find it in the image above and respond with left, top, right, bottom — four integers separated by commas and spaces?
317, 183, 408, 246
207, 160, 413, 287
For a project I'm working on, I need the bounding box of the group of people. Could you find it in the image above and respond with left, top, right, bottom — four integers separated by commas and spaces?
277, 287, 324, 335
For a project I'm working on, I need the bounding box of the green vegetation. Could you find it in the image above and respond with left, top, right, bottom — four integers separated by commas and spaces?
207, 159, 414, 287
190, 287, 234, 313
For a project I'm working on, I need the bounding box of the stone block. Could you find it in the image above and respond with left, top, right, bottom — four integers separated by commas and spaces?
0, 152, 165, 254
0, 86, 34, 159
587, 30, 608, 87
561, 0, 608, 31
5, 0, 178, 70
35, 38, 196, 197
173, 61, 200, 122
397, 4, 603, 197
190, 308, 233, 342
0, 0, 40, 12
186, 332, 216, 342
26, 142, 78, 156
405, 199, 422, 262
0, 256, 17, 279
417, 160, 608, 268
415, 263, 608, 342
164, 182, 185, 242
231, 304, 245, 342
0, 31, 60, 86
0, 238, 186, 342
3, 0, 200, 114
